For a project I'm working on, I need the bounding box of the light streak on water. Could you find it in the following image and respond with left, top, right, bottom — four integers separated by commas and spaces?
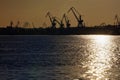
82, 35, 117, 80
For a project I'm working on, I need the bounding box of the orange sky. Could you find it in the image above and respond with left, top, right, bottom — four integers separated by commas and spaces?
0, 0, 120, 27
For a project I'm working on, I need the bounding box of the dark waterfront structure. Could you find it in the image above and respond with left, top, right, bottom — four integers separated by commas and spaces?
0, 25, 120, 35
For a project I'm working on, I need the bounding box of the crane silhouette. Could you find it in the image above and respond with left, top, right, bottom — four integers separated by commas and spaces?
68, 7, 84, 28
54, 17, 64, 28
46, 12, 56, 28
62, 14, 71, 28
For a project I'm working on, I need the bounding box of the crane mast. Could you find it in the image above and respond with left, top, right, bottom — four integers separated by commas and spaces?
60, 16, 65, 28
68, 7, 84, 28
63, 14, 71, 28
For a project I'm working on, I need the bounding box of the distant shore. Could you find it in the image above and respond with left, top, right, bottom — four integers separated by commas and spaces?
0, 26, 120, 35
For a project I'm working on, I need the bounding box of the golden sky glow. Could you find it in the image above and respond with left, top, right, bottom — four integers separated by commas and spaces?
0, 0, 120, 27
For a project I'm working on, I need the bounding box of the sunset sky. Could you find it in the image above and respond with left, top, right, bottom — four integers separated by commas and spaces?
0, 0, 120, 27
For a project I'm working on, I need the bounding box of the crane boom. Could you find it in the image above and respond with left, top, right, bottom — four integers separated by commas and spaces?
68, 7, 79, 22
46, 12, 53, 24
46, 12, 56, 28
54, 17, 64, 28
72, 7, 81, 16
54, 17, 61, 25
61, 14, 65, 23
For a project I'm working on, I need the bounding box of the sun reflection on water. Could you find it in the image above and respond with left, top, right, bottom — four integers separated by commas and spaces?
83, 35, 115, 80
91, 35, 111, 44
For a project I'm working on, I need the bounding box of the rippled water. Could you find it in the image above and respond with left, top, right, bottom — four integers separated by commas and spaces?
0, 35, 120, 80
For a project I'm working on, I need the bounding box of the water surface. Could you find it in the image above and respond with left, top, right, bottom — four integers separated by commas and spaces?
0, 35, 120, 80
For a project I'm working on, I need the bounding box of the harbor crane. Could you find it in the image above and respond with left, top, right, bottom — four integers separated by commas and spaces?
63, 14, 71, 28
46, 12, 56, 28
54, 17, 64, 28
115, 14, 120, 27
68, 7, 84, 28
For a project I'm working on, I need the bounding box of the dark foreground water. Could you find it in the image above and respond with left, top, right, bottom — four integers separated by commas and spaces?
0, 35, 120, 80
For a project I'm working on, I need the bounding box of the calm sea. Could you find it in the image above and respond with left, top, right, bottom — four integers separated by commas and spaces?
0, 35, 120, 80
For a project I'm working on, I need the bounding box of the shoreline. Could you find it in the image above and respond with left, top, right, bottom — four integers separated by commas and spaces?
0, 26, 120, 35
